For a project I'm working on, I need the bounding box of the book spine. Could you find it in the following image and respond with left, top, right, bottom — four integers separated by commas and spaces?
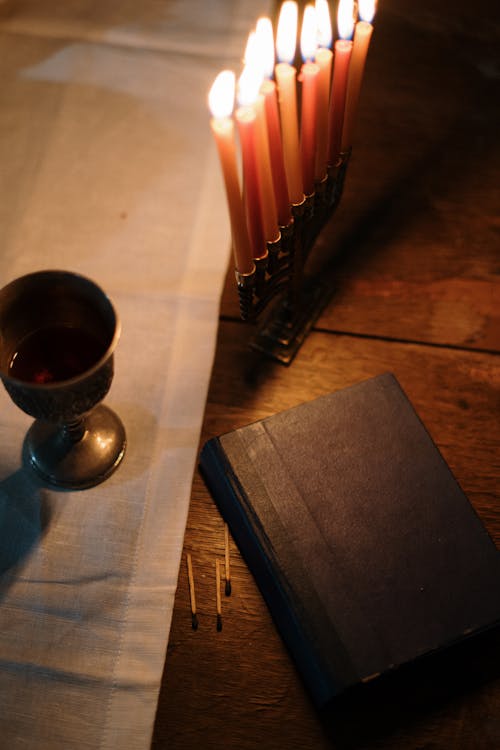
199, 438, 339, 708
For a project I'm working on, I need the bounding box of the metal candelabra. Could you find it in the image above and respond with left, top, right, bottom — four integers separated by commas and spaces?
235, 149, 350, 364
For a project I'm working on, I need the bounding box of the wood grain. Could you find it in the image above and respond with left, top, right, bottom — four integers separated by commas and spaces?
152, 0, 500, 747
153, 323, 500, 750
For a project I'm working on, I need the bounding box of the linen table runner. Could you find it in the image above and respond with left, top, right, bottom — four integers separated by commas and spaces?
0, 1, 270, 747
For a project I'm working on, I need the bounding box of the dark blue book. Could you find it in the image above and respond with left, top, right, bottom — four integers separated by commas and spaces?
199, 373, 500, 708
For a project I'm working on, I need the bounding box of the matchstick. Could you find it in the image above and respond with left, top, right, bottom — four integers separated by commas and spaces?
224, 522, 232, 596
216, 559, 222, 631
186, 553, 198, 630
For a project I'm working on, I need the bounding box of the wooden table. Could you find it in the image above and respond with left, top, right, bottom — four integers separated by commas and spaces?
153, 1, 500, 747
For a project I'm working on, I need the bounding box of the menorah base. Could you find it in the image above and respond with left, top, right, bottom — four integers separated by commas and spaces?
237, 151, 352, 365
249, 278, 333, 365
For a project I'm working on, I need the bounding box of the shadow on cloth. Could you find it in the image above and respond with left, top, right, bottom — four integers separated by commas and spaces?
0, 469, 52, 585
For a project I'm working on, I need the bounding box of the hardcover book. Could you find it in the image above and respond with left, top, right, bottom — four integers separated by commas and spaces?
199, 373, 500, 708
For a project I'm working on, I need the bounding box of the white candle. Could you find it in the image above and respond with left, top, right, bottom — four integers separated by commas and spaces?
257, 16, 291, 226
341, 0, 376, 151
208, 71, 253, 274
246, 27, 279, 244
235, 105, 265, 260
236, 64, 267, 259
327, 0, 354, 164
275, 1, 303, 205
314, 0, 333, 181
299, 4, 320, 196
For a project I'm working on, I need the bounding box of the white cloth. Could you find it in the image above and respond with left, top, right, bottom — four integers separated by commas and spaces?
0, 1, 270, 748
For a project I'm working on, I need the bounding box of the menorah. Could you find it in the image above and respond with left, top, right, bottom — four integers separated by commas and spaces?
236, 150, 350, 364
210, 0, 376, 364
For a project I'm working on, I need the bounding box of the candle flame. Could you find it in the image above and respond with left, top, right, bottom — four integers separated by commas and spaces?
208, 70, 235, 119
276, 0, 298, 64
256, 17, 275, 79
237, 64, 263, 107
243, 30, 257, 67
240, 31, 265, 105
359, 0, 376, 24
315, 0, 332, 49
337, 0, 355, 41
300, 4, 318, 62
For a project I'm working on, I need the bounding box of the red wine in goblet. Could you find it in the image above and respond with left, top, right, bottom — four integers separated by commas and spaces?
9, 325, 107, 384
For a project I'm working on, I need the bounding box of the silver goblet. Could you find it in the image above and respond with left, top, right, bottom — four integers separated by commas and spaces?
0, 270, 126, 489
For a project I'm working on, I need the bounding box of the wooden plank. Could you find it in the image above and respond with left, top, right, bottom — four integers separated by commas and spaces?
153, 1, 500, 747
153, 322, 500, 750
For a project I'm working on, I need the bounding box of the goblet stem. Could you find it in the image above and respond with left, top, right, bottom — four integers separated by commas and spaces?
63, 418, 86, 443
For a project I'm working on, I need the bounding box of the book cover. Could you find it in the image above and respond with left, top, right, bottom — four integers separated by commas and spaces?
199, 373, 500, 708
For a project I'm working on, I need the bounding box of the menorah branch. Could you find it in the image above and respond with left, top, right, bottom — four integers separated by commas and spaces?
237, 149, 351, 364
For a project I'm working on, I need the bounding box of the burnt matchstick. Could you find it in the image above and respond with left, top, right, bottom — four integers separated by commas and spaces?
186, 553, 198, 630
224, 522, 231, 596
216, 559, 223, 631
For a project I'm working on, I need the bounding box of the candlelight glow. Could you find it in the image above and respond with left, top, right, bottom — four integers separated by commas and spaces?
243, 31, 257, 68
359, 0, 376, 24
208, 70, 235, 119
237, 64, 263, 107
337, 0, 355, 41
315, 0, 332, 49
301, 4, 318, 62
276, 1, 298, 64
256, 17, 275, 79
241, 30, 266, 104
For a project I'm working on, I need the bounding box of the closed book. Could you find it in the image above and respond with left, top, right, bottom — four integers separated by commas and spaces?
199, 373, 500, 708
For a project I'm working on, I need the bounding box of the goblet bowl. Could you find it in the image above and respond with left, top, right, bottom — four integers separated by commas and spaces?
0, 270, 126, 489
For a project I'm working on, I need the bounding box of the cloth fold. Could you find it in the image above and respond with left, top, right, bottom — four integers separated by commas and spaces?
0, 1, 270, 747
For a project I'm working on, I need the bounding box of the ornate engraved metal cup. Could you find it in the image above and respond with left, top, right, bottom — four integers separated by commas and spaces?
0, 270, 126, 489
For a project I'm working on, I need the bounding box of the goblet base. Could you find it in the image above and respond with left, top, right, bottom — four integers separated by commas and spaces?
24, 404, 126, 490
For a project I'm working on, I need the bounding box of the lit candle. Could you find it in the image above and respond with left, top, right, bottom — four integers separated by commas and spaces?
275, 1, 304, 205
327, 0, 354, 165
341, 0, 376, 151
314, 0, 333, 181
245, 29, 280, 244
235, 65, 266, 260
299, 4, 320, 196
260, 81, 292, 227
256, 17, 291, 227
208, 71, 254, 274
